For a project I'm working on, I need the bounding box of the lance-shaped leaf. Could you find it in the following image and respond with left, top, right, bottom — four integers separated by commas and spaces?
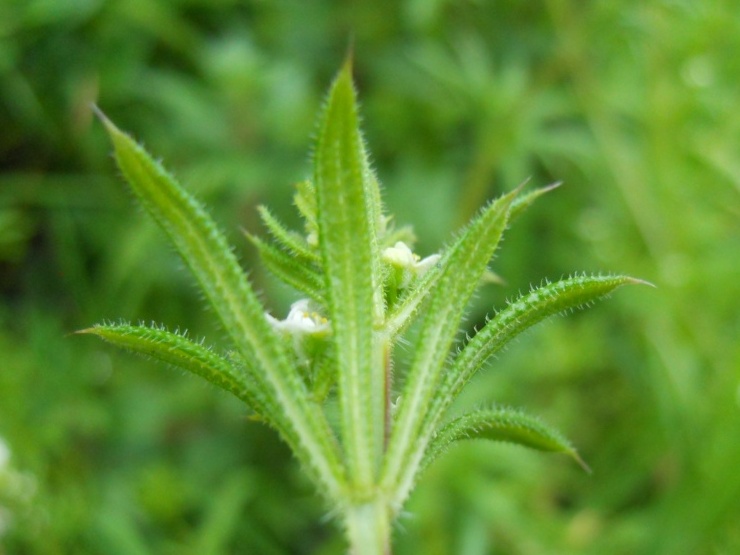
384, 183, 552, 339
382, 188, 518, 494
314, 58, 385, 489
249, 234, 326, 305
420, 407, 588, 475
442, 274, 647, 405
78, 323, 268, 416
95, 111, 345, 500
389, 274, 645, 506
257, 205, 319, 262
294, 180, 318, 241
508, 181, 561, 223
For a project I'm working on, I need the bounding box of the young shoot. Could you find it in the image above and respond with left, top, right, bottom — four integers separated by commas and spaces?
81, 57, 648, 554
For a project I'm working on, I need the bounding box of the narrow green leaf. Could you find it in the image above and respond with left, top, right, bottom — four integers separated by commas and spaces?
257, 205, 319, 262
294, 179, 318, 240
421, 407, 588, 474
314, 58, 384, 489
95, 110, 345, 500
77, 323, 266, 415
385, 183, 557, 338
444, 275, 646, 404
249, 234, 326, 305
393, 274, 645, 505
508, 181, 561, 223
382, 188, 518, 497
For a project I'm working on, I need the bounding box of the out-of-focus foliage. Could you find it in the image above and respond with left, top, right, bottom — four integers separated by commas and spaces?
1, 1, 737, 554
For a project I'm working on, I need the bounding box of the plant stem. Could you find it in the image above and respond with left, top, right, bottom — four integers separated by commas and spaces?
344, 496, 392, 555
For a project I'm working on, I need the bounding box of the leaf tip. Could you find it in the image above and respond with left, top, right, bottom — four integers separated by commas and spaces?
91, 104, 118, 135
90, 103, 106, 123
92, 105, 132, 154
571, 450, 592, 475
343, 40, 355, 73
542, 180, 563, 193
626, 277, 657, 289
513, 177, 531, 195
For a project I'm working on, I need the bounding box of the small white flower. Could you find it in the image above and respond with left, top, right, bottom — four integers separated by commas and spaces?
382, 241, 441, 286
266, 299, 329, 335
383, 241, 417, 267
414, 252, 441, 274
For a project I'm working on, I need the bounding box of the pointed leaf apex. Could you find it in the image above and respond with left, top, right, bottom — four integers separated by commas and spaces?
512, 178, 529, 195
626, 277, 657, 288
542, 180, 564, 193
342, 43, 355, 73
90, 103, 107, 124
571, 450, 593, 474
91, 104, 120, 137
335, 57, 356, 97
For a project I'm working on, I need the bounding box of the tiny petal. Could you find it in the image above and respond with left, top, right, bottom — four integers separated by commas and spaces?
415, 253, 441, 275
266, 299, 330, 334
383, 241, 416, 267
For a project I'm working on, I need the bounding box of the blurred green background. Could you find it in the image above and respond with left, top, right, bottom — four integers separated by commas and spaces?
1, 1, 738, 553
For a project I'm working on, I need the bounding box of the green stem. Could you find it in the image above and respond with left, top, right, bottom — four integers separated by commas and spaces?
344, 496, 392, 555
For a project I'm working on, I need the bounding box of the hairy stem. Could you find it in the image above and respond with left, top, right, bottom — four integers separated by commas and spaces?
344, 496, 392, 555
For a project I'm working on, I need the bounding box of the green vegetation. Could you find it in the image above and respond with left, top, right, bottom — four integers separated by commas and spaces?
1, 2, 738, 554
81, 60, 644, 552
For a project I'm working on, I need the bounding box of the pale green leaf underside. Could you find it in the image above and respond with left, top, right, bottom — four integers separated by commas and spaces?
421, 407, 587, 474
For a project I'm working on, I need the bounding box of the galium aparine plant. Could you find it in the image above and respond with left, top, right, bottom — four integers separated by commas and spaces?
81, 57, 648, 554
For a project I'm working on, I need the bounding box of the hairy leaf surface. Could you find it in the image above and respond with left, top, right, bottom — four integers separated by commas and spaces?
249, 234, 326, 305
79, 323, 266, 414
314, 59, 385, 487
421, 407, 587, 474
96, 111, 345, 500
383, 188, 518, 497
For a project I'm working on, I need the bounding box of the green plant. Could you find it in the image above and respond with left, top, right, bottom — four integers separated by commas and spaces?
80, 57, 646, 554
